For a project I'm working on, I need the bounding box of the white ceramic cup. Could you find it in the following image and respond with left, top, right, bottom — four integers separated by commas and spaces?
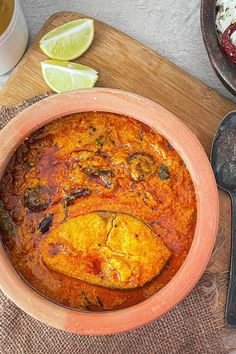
0, 0, 28, 76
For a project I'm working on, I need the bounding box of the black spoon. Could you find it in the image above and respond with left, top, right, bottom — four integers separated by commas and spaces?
211, 111, 236, 328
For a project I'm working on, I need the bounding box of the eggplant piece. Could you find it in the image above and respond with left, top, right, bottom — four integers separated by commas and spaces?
96, 170, 114, 189
24, 186, 51, 211
39, 214, 54, 234
0, 200, 15, 237
82, 166, 114, 189
128, 153, 155, 181
88, 126, 96, 134
66, 188, 91, 205
79, 153, 110, 176
79, 154, 114, 189
96, 170, 110, 176
158, 163, 170, 180
95, 136, 106, 148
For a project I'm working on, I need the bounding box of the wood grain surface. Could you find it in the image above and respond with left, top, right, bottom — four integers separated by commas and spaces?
0, 11, 235, 325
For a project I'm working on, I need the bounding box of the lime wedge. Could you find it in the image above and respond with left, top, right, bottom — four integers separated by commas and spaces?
39, 19, 94, 60
41, 60, 98, 93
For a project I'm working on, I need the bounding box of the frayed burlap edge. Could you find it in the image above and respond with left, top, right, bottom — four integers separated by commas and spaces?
0, 93, 52, 129
200, 224, 236, 353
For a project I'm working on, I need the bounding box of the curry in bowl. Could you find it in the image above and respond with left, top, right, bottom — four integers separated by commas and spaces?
0, 112, 196, 311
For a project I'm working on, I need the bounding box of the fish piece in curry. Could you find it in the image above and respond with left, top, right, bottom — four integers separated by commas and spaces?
39, 212, 171, 289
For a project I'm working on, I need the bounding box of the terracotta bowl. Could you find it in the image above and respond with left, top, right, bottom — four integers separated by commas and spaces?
0, 89, 219, 335
201, 0, 236, 96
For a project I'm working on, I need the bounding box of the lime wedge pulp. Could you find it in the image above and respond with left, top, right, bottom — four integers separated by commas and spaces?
41, 60, 98, 93
39, 19, 94, 60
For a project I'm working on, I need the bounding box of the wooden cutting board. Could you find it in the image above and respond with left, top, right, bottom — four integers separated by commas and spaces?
0, 11, 234, 324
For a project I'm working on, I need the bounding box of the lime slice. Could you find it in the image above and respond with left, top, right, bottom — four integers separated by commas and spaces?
41, 60, 98, 93
39, 19, 94, 60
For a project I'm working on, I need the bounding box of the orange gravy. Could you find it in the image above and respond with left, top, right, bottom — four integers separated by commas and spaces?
0, 112, 197, 310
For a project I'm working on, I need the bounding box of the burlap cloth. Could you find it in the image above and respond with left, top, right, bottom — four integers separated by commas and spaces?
0, 95, 232, 354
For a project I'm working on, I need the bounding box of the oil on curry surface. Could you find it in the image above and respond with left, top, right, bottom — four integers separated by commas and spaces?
0, 112, 196, 310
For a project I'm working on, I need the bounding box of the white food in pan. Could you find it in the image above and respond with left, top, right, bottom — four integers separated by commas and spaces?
216, 0, 236, 44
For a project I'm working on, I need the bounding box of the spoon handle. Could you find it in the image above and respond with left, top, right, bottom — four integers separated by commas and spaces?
226, 192, 236, 328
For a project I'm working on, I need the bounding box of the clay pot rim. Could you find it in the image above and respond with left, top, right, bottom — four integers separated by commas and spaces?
0, 88, 219, 335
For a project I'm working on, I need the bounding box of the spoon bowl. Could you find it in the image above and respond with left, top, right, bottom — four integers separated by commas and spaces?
211, 111, 236, 328
212, 112, 236, 192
